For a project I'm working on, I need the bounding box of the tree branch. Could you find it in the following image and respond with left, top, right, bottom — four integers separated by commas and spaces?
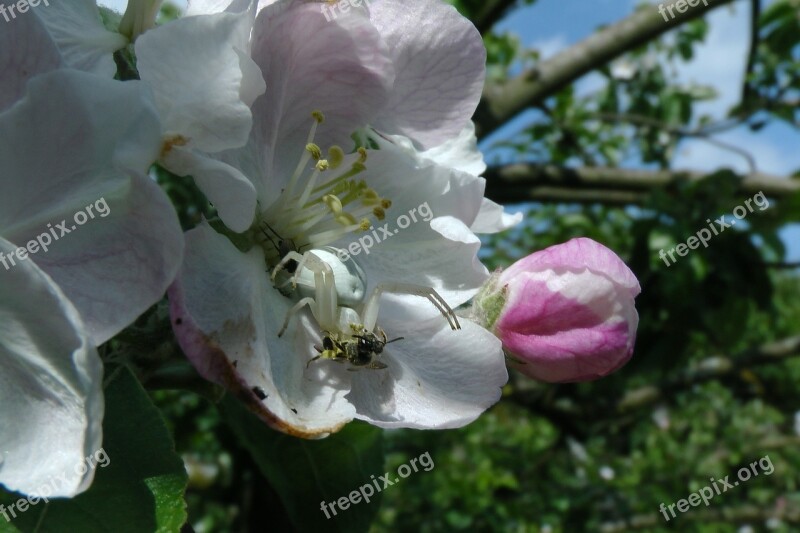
507, 335, 800, 420
472, 0, 521, 33
591, 112, 759, 172
483, 164, 800, 205
600, 501, 800, 532
616, 335, 800, 413
741, 0, 761, 104
474, 0, 736, 138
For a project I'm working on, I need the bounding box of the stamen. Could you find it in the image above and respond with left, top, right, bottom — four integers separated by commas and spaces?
307, 143, 323, 161
328, 146, 345, 169
259, 110, 395, 261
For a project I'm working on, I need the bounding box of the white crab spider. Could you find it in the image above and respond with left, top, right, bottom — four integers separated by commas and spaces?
272, 246, 367, 308
271, 248, 461, 369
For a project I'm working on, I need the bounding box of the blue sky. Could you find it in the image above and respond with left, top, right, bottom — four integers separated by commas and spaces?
101, 0, 798, 260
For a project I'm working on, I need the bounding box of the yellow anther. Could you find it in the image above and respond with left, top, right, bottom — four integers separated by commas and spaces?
358, 218, 372, 231
316, 159, 330, 171
362, 188, 380, 201
357, 147, 368, 163
381, 199, 392, 210
373, 207, 386, 221
336, 212, 358, 226
328, 146, 345, 169
312, 110, 325, 124
323, 194, 343, 214
306, 143, 322, 160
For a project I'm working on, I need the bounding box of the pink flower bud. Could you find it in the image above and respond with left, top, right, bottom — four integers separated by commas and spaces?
473, 238, 641, 383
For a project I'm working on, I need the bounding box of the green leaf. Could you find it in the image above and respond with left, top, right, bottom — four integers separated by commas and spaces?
221, 397, 385, 533
0, 367, 187, 533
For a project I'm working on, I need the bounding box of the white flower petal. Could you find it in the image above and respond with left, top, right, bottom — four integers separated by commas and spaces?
371, 130, 521, 234
0, 70, 183, 344
187, 0, 233, 15
0, 7, 62, 112
369, 0, 486, 148
418, 122, 487, 176
348, 316, 506, 429
186, 0, 255, 15
0, 238, 103, 498
32, 0, 127, 77
169, 224, 356, 438
331, 139, 489, 312
136, 8, 265, 153
471, 199, 523, 234
162, 147, 257, 233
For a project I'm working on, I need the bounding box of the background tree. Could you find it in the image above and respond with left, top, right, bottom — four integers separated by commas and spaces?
3, 1, 798, 531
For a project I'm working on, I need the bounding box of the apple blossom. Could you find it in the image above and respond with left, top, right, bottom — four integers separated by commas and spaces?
0, 16, 183, 496
472, 238, 641, 383
169, 0, 513, 437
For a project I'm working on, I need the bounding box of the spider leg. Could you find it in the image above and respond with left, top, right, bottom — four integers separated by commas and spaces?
361, 283, 461, 331
277, 297, 316, 337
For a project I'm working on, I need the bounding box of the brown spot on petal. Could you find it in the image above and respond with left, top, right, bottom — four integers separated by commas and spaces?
169, 282, 349, 439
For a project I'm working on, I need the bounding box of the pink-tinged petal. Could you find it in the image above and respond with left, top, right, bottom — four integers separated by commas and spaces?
162, 148, 257, 233
478, 239, 641, 383
0, 70, 183, 344
169, 224, 356, 438
32, 0, 127, 77
136, 7, 265, 153
0, 8, 62, 113
501, 237, 641, 297
0, 238, 103, 498
250, 0, 394, 183
347, 316, 507, 429
496, 275, 637, 382
369, 0, 486, 148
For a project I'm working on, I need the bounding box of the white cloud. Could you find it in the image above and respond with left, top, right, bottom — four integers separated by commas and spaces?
674, 3, 749, 119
